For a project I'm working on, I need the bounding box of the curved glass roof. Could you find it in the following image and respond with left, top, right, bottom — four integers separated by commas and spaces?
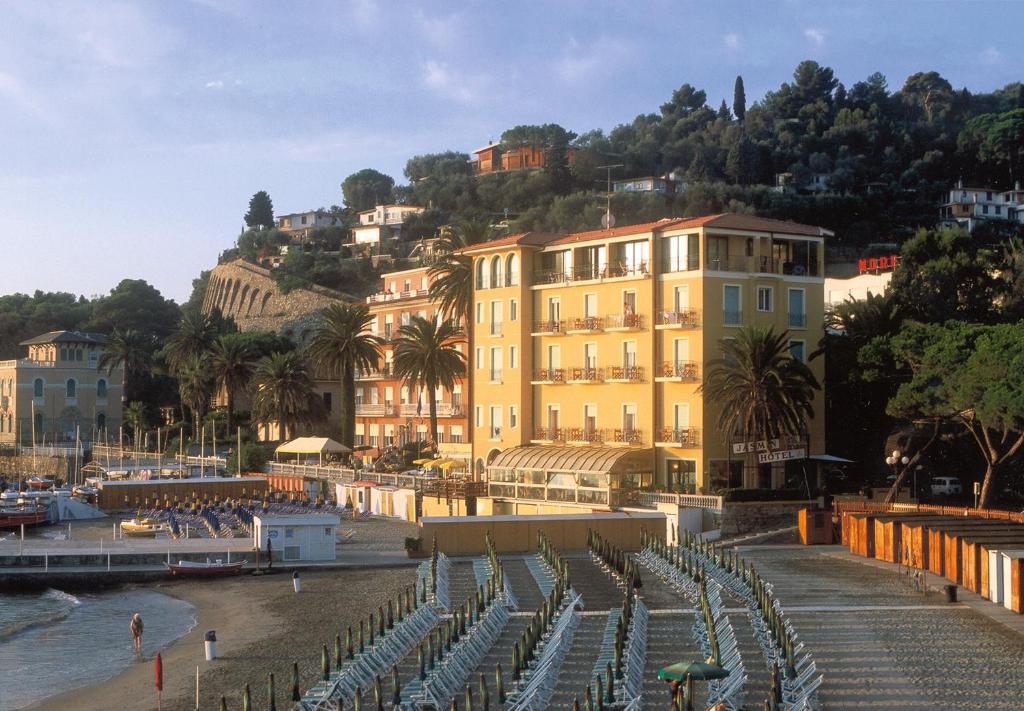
487, 446, 653, 474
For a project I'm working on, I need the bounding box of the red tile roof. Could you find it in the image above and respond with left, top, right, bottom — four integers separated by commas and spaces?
458, 231, 561, 254
545, 218, 690, 246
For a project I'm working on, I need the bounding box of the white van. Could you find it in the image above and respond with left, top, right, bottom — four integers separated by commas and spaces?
931, 476, 962, 496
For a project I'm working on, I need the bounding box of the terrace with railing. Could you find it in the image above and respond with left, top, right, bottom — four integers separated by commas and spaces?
355, 363, 395, 380
531, 319, 566, 336
566, 316, 604, 333
657, 308, 699, 328
655, 427, 701, 447
657, 360, 699, 381
567, 366, 604, 383
531, 368, 566, 384
532, 262, 650, 285
565, 427, 606, 444
531, 427, 564, 443
355, 403, 393, 417
606, 365, 644, 383
366, 287, 431, 304
606, 313, 644, 330
611, 428, 644, 446
398, 402, 462, 417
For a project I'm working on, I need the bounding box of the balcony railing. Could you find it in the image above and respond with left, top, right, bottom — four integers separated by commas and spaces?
706, 256, 751, 272
606, 313, 644, 330
533, 427, 564, 442
366, 288, 430, 304
568, 366, 603, 383
611, 428, 643, 445
533, 263, 651, 284
532, 368, 566, 383
788, 313, 807, 328
565, 427, 605, 444
705, 255, 821, 277
532, 320, 565, 335
355, 364, 395, 379
355, 403, 392, 416
398, 402, 463, 417
659, 361, 699, 380
567, 316, 603, 332
607, 365, 644, 382
658, 309, 699, 328
656, 427, 701, 447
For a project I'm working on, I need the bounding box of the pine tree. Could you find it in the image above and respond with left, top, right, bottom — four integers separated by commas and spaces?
244, 191, 274, 229
733, 75, 746, 123
718, 100, 731, 120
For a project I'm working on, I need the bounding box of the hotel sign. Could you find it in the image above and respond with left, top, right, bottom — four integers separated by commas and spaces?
732, 436, 803, 455
757, 448, 806, 464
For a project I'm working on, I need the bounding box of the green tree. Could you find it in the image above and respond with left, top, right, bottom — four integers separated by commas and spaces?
733, 75, 746, 122
244, 190, 275, 230
888, 321, 1024, 507
164, 310, 221, 374
208, 335, 256, 435
979, 108, 1024, 183
122, 401, 149, 448
97, 329, 155, 402
342, 169, 395, 212
87, 279, 180, 340
251, 351, 321, 441
391, 317, 466, 455
725, 135, 759, 185
306, 303, 382, 448
177, 353, 214, 439
700, 325, 820, 488
428, 219, 494, 322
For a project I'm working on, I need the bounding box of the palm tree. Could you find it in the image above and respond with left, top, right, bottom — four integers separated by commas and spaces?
391, 316, 466, 456
208, 336, 256, 435
251, 351, 321, 441
97, 329, 154, 401
122, 401, 148, 448
177, 353, 213, 440
165, 310, 219, 374
700, 325, 820, 488
306, 303, 382, 449
427, 218, 494, 323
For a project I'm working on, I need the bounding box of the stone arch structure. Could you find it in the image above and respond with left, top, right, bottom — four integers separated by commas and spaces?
246, 288, 260, 316
260, 291, 272, 315
238, 284, 250, 317
227, 280, 241, 313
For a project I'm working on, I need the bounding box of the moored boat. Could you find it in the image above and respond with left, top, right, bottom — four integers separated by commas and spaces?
0, 506, 49, 529
120, 518, 169, 537
166, 559, 244, 577
25, 477, 54, 490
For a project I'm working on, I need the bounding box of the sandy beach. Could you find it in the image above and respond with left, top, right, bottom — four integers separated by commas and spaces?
24, 516, 420, 711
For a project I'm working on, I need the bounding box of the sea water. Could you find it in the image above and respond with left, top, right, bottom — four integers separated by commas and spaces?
0, 588, 196, 710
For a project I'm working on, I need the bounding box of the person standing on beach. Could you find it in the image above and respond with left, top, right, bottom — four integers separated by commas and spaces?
130, 613, 144, 653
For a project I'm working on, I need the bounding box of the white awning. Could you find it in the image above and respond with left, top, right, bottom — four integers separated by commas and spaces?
275, 437, 351, 455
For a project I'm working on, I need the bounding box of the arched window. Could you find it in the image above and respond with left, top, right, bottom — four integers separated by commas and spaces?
96, 412, 106, 432
475, 258, 487, 289
490, 256, 503, 289
66, 379, 76, 398
97, 379, 107, 398
506, 253, 519, 286
33, 378, 43, 398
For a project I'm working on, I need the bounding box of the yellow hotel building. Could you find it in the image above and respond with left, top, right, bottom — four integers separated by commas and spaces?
463, 213, 829, 515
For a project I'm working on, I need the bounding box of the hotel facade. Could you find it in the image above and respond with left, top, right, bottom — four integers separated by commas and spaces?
461, 214, 828, 515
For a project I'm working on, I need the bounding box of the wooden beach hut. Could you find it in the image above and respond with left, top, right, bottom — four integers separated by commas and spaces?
899, 516, 966, 569
871, 513, 942, 564
1002, 551, 1024, 613
959, 530, 1024, 593
846, 512, 880, 558
941, 523, 1020, 584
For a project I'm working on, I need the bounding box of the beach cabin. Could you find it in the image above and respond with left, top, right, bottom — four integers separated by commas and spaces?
336, 480, 379, 514
369, 486, 417, 521
1002, 551, 1024, 613
253, 512, 340, 562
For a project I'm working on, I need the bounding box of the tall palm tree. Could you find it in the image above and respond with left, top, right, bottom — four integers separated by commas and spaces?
427, 218, 494, 323
177, 353, 214, 440
97, 329, 154, 401
165, 310, 219, 374
208, 336, 256, 435
391, 316, 466, 455
700, 325, 820, 488
251, 351, 321, 441
306, 303, 382, 449
122, 401, 148, 448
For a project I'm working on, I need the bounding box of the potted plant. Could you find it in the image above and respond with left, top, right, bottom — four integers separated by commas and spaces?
404, 537, 427, 558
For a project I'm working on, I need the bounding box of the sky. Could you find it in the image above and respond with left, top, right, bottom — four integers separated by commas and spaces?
0, 0, 1021, 303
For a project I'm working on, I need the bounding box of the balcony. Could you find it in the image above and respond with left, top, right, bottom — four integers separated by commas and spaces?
788, 313, 807, 328
655, 427, 701, 448
531, 368, 566, 385
399, 402, 463, 417
611, 428, 644, 446
606, 313, 644, 331
366, 288, 430, 304
606, 365, 644, 383
531, 320, 566, 336
705, 255, 821, 277
531, 427, 564, 443
532, 263, 650, 285
566, 316, 604, 334
355, 364, 395, 380
657, 309, 699, 329
567, 366, 603, 384
565, 427, 605, 444
656, 361, 699, 382
355, 403, 392, 416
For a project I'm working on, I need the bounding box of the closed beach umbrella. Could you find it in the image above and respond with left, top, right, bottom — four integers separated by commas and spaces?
291, 661, 301, 701
268, 672, 277, 711
242, 684, 252, 711
220, 695, 228, 711
322, 644, 331, 681
154, 653, 163, 710
391, 665, 401, 705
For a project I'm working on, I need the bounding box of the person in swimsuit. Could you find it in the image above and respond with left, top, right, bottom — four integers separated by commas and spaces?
130, 612, 144, 653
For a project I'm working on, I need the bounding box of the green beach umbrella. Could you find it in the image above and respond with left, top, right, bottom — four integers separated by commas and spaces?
346, 626, 355, 660
657, 661, 729, 682
353, 686, 363, 711
267, 672, 277, 711
323, 643, 331, 681
373, 675, 383, 711
242, 684, 252, 711
220, 695, 228, 711
495, 663, 505, 703
479, 673, 490, 711
464, 684, 473, 711
595, 674, 604, 711
605, 662, 615, 702
335, 634, 343, 670
391, 665, 401, 705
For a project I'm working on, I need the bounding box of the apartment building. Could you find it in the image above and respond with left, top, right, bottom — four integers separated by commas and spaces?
0, 331, 123, 445
351, 265, 469, 466
939, 181, 1024, 232
277, 210, 341, 238
463, 214, 828, 515
470, 142, 577, 176
351, 204, 425, 247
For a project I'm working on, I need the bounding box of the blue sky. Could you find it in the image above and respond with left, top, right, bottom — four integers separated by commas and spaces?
1, 0, 1021, 303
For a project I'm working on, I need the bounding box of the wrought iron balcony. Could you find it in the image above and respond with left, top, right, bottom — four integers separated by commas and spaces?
658, 361, 699, 380
531, 320, 566, 336
567, 316, 604, 333
532, 368, 566, 384
657, 309, 699, 328
611, 428, 644, 445
607, 365, 644, 382
565, 427, 605, 444
568, 366, 604, 383
656, 427, 701, 447
532, 426, 564, 442
606, 313, 644, 330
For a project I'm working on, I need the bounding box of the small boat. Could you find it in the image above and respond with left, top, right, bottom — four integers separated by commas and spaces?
25, 477, 54, 490
0, 506, 49, 529
167, 559, 244, 577
72, 485, 99, 498
120, 518, 169, 537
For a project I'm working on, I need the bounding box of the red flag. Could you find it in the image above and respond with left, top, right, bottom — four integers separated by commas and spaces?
155, 652, 164, 691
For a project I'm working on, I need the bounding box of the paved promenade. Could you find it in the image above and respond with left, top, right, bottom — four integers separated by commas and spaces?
738, 544, 1024, 710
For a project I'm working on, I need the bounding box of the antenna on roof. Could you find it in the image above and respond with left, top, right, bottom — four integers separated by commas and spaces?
597, 164, 623, 229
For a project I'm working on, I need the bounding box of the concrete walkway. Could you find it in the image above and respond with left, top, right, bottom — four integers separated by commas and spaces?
738, 544, 1024, 710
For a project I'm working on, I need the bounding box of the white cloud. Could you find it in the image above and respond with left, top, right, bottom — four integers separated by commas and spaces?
724, 33, 741, 51
980, 46, 1002, 65
205, 80, 224, 89
555, 36, 632, 84
422, 60, 476, 103
804, 27, 826, 48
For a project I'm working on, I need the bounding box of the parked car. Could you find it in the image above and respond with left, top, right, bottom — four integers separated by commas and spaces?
930, 476, 962, 496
